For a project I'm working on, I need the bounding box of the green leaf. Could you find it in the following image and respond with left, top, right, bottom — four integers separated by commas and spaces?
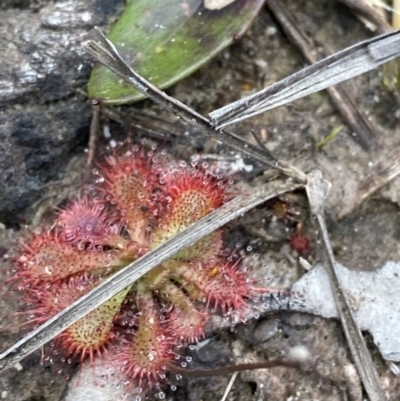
88, 0, 265, 104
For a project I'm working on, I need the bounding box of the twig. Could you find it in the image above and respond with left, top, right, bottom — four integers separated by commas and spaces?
250, 129, 278, 161
101, 107, 205, 143
209, 30, 400, 128
87, 103, 100, 167
267, 0, 379, 150
394, 0, 400, 29
306, 170, 387, 401
339, 0, 392, 34
0, 179, 301, 371
221, 372, 238, 401
338, 150, 400, 219
83, 29, 307, 184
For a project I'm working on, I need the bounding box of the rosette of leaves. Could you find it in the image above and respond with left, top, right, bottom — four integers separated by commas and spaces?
12, 145, 260, 388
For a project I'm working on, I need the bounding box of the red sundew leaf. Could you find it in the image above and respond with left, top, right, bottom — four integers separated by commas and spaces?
15, 231, 126, 284
59, 286, 132, 363
100, 146, 162, 245
113, 295, 176, 387
158, 280, 207, 343
169, 259, 253, 312
150, 167, 227, 260
57, 196, 118, 245
22, 275, 133, 364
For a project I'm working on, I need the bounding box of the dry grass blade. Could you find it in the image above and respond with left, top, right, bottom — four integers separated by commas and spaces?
221, 372, 238, 401
209, 30, 400, 128
306, 170, 387, 401
85, 29, 207, 126
0, 179, 301, 371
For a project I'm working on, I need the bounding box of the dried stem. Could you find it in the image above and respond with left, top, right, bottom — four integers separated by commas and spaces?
339, 0, 392, 34
338, 150, 400, 219
306, 170, 387, 401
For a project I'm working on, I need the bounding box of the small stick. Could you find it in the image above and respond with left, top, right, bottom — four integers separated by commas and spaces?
87, 103, 100, 167
339, 0, 392, 34
394, 0, 400, 29
221, 372, 238, 401
250, 129, 278, 161
338, 152, 400, 219
101, 107, 204, 143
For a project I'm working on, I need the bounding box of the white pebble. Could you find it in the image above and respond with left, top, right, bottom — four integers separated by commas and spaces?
14, 363, 23, 371
287, 345, 310, 362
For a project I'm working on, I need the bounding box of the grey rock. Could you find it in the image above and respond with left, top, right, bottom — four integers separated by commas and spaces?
0, 0, 124, 226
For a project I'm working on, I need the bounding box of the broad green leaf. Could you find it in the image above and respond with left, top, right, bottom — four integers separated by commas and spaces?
88, 0, 265, 104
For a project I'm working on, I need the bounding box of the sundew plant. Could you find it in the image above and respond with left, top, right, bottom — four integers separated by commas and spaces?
10, 142, 263, 394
